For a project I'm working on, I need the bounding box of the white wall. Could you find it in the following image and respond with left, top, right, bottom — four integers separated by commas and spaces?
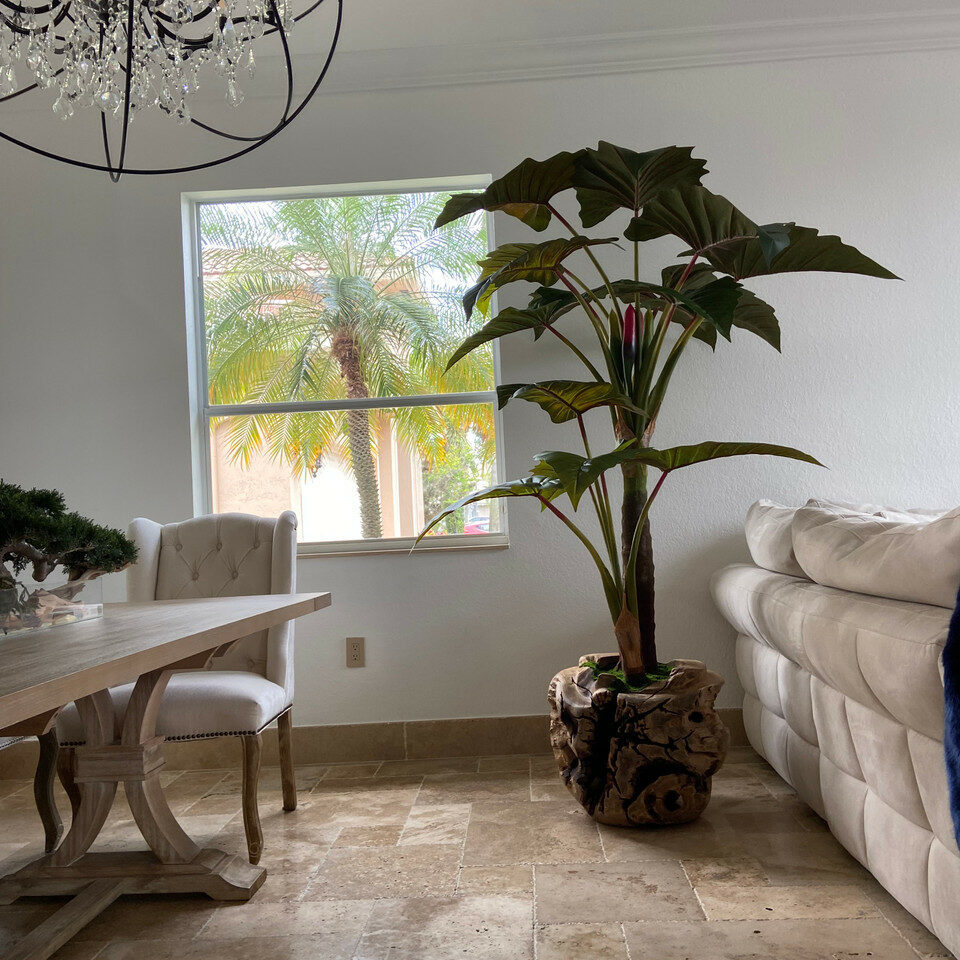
2, 27, 959, 723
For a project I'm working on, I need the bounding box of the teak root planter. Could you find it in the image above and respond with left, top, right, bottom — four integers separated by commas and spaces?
548, 656, 729, 826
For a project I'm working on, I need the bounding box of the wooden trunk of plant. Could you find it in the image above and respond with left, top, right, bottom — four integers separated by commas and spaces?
421, 141, 896, 684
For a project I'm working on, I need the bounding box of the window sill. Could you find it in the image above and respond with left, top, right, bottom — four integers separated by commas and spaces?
296, 533, 509, 558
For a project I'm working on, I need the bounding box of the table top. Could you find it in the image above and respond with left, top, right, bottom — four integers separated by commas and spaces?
0, 593, 330, 730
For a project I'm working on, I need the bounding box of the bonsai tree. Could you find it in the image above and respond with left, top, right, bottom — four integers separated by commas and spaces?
0, 481, 137, 627
420, 143, 896, 685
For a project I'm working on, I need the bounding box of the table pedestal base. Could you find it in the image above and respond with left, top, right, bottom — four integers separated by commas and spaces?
0, 850, 264, 960
0, 847, 265, 901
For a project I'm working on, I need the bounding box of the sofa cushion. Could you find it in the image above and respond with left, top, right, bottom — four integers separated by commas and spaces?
792, 503, 960, 609
805, 498, 943, 522
745, 501, 806, 577
711, 564, 948, 740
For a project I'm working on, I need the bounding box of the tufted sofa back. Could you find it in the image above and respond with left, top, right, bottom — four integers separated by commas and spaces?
126, 511, 297, 699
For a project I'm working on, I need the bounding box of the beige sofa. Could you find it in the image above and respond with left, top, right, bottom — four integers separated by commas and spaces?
711, 500, 960, 955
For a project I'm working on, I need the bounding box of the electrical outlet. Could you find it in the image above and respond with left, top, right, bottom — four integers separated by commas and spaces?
346, 637, 365, 668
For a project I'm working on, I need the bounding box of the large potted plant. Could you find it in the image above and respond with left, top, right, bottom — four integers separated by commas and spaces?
0, 481, 137, 633
420, 143, 896, 827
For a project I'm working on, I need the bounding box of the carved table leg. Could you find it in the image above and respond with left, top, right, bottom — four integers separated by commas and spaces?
57, 747, 82, 824
34, 731, 62, 854
119, 670, 200, 865
50, 691, 118, 867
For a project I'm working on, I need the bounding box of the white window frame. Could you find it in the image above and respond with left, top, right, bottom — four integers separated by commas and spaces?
181, 175, 509, 557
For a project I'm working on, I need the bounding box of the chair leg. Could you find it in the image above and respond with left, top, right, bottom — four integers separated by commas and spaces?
277, 709, 297, 812
34, 730, 63, 853
241, 733, 263, 865
56, 744, 82, 822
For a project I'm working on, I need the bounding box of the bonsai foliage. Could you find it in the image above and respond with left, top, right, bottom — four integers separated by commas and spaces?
420, 143, 897, 684
0, 480, 137, 623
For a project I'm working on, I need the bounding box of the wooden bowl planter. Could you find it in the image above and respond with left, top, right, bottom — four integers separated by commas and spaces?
548, 656, 729, 826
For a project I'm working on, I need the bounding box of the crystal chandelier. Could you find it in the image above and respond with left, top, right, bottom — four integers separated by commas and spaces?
0, 0, 341, 179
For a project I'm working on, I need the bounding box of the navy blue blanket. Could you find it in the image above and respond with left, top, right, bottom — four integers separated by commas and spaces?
946, 584, 960, 846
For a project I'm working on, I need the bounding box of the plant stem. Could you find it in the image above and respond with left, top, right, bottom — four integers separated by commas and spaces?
557, 273, 618, 384
620, 463, 657, 674
647, 316, 703, 422
549, 206, 624, 325
544, 325, 604, 381
578, 415, 621, 585
625, 469, 669, 593
537, 494, 620, 619
674, 253, 700, 290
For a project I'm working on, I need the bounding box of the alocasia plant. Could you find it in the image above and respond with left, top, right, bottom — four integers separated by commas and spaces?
419, 143, 897, 684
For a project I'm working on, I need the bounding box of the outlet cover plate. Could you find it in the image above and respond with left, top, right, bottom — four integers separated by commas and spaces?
346, 637, 365, 668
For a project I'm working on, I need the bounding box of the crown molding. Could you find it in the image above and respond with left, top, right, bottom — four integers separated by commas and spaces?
318, 10, 960, 94
2, 9, 957, 119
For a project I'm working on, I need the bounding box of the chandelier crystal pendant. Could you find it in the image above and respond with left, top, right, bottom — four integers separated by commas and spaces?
0, 0, 342, 180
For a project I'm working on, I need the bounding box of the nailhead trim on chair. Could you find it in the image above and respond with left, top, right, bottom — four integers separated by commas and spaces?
58, 705, 293, 747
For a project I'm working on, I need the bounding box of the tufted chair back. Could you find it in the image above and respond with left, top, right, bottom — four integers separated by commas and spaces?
126, 511, 298, 700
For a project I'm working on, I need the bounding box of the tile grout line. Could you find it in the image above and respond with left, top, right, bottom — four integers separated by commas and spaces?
529, 762, 538, 960
872, 902, 933, 959
453, 796, 471, 896
679, 859, 709, 921
531, 860, 540, 960
595, 818, 609, 864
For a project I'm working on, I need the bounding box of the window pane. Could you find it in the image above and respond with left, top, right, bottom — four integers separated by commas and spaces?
209, 404, 501, 542
199, 192, 492, 404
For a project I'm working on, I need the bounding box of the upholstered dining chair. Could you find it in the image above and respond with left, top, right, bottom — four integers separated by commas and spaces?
54, 511, 299, 864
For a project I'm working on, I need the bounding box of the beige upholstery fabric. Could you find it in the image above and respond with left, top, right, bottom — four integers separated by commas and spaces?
57, 671, 289, 741
791, 503, 960, 608
712, 562, 959, 954
744, 500, 805, 577
58, 511, 298, 744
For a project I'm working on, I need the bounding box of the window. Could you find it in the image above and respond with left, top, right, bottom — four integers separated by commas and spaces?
183, 178, 506, 554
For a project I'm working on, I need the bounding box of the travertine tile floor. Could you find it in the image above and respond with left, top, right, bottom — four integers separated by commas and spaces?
0, 746, 954, 959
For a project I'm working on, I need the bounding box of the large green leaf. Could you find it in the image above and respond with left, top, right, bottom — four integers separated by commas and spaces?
626, 185, 759, 253
632, 185, 897, 281
623, 441, 823, 473
528, 285, 579, 318
528, 440, 820, 508
729, 287, 781, 349
435, 151, 582, 232
463, 236, 617, 319
705, 223, 899, 280
445, 306, 555, 371
531, 442, 636, 509
661, 263, 780, 349
497, 380, 646, 423
530, 451, 595, 509
573, 143, 707, 228
417, 476, 563, 541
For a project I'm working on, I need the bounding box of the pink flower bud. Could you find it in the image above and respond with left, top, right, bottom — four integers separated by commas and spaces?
622, 304, 638, 365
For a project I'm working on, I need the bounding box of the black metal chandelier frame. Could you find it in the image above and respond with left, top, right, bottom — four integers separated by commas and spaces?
0, 0, 342, 180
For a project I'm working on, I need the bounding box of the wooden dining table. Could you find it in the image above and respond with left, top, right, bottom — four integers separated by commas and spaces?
0, 592, 330, 960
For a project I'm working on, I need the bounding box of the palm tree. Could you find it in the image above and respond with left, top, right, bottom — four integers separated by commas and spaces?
200, 192, 493, 539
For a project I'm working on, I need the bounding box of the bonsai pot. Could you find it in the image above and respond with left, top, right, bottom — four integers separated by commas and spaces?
548, 655, 729, 826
